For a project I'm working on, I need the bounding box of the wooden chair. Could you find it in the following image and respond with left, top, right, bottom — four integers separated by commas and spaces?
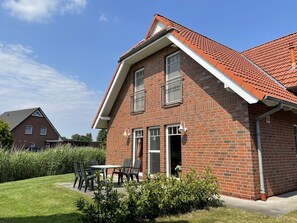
112, 158, 131, 185
79, 162, 95, 192
130, 160, 141, 182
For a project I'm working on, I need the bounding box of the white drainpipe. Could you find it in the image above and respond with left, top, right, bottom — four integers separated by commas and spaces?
256, 103, 283, 201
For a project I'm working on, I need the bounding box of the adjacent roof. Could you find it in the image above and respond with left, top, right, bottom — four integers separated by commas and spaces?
92, 14, 297, 129
242, 32, 297, 88
0, 107, 39, 130
0, 107, 61, 137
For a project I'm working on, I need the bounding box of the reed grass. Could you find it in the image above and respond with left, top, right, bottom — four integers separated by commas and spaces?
0, 145, 105, 183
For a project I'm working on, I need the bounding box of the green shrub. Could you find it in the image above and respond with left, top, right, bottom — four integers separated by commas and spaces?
76, 177, 123, 223
77, 169, 222, 222
0, 145, 105, 183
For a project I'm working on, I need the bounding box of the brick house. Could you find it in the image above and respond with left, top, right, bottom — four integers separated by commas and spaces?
92, 14, 297, 200
0, 107, 61, 149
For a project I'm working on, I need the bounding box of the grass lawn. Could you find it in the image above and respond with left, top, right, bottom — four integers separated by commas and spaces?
0, 174, 89, 223
0, 174, 297, 223
157, 207, 297, 223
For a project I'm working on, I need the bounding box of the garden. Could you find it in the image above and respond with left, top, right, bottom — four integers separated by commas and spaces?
0, 146, 297, 222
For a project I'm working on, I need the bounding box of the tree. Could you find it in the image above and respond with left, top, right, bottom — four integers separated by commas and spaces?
0, 120, 13, 150
96, 129, 107, 144
71, 133, 93, 142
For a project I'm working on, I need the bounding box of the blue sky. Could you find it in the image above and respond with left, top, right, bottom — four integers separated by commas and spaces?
0, 0, 296, 138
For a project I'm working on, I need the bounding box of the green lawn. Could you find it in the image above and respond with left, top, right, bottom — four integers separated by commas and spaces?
0, 174, 89, 223
0, 174, 297, 223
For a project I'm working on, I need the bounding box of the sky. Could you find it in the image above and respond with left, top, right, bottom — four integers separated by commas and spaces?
0, 0, 296, 139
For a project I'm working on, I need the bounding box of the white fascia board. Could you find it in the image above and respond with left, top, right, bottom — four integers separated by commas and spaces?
93, 62, 126, 129
166, 34, 259, 104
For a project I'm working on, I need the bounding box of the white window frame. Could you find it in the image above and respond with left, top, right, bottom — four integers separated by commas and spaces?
32, 110, 43, 117
40, 127, 47, 136
166, 124, 181, 177
148, 127, 160, 175
165, 51, 182, 104
134, 68, 145, 112
133, 129, 143, 165
25, 125, 33, 135
28, 142, 35, 148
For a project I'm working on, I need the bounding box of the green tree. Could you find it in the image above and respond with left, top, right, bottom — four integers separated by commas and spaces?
71, 133, 93, 142
96, 129, 107, 144
0, 120, 13, 150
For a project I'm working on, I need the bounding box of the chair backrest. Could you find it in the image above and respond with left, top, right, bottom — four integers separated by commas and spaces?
87, 160, 99, 166
122, 158, 131, 174
79, 162, 88, 181
131, 160, 141, 174
73, 162, 80, 177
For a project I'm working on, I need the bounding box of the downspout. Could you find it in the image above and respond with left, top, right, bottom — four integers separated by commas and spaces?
256, 103, 283, 201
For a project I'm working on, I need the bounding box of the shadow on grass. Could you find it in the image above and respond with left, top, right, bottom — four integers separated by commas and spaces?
0, 213, 81, 223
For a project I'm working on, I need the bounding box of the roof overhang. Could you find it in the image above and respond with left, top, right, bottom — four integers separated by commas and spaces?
93, 32, 263, 129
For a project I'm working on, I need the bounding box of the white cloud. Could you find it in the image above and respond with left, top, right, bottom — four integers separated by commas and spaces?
0, 42, 101, 138
2, 0, 87, 23
99, 13, 108, 22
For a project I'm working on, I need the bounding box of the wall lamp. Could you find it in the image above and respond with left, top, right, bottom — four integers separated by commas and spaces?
123, 128, 130, 138
178, 121, 187, 133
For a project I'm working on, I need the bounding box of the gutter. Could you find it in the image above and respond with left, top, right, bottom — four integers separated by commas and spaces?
256, 103, 283, 201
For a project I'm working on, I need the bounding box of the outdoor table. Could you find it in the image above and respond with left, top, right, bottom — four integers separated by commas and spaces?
91, 165, 122, 181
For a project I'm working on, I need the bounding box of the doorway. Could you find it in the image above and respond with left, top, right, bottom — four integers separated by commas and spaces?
166, 125, 181, 177
133, 129, 143, 172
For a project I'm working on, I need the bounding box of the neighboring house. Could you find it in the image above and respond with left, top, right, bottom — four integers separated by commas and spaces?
0, 107, 61, 149
92, 14, 297, 200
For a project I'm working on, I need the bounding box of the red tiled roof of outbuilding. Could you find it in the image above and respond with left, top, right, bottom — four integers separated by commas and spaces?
242, 32, 297, 88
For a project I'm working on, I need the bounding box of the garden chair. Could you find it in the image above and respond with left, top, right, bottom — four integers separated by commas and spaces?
73, 162, 82, 188
79, 162, 95, 192
130, 159, 141, 183
111, 158, 131, 185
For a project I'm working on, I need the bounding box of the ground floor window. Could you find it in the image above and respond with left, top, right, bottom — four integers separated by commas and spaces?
148, 127, 160, 174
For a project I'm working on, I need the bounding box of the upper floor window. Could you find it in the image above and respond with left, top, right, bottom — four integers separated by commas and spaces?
131, 68, 145, 113
32, 110, 43, 117
25, 125, 33, 135
40, 127, 47, 136
161, 52, 182, 106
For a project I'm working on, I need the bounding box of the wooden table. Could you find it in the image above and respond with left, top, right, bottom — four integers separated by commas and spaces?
91, 165, 122, 180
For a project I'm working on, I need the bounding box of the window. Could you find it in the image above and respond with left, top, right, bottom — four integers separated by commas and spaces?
28, 142, 35, 148
40, 127, 47, 136
32, 110, 43, 117
148, 127, 160, 174
25, 125, 33, 134
165, 52, 182, 104
132, 69, 145, 112
294, 125, 297, 155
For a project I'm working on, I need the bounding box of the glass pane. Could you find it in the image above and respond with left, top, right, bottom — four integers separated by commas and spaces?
149, 135, 160, 151
149, 153, 160, 174
135, 70, 144, 92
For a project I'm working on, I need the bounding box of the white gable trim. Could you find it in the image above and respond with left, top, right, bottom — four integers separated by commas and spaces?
166, 34, 259, 104
93, 32, 260, 129
149, 21, 166, 38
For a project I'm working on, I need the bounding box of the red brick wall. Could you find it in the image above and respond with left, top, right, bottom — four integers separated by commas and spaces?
12, 116, 59, 148
106, 46, 259, 199
248, 103, 297, 197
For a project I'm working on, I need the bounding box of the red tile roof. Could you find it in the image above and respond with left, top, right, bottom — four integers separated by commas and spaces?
150, 14, 297, 105
242, 32, 297, 88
